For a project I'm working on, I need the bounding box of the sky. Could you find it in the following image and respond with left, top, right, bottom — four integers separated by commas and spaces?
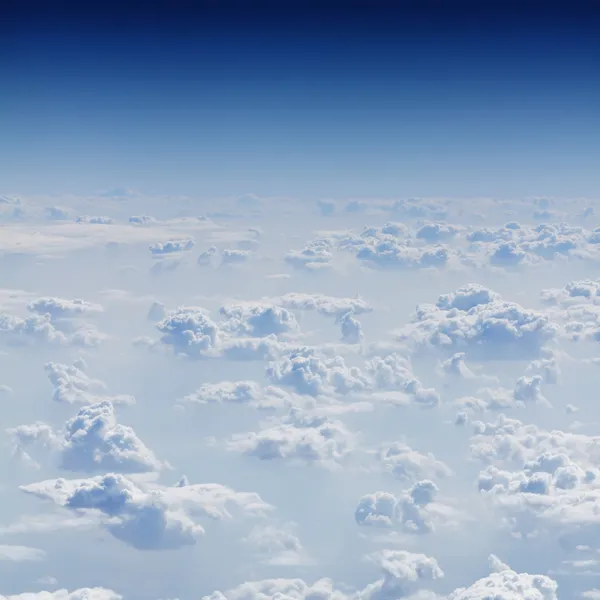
2, 2, 600, 600
1, 1, 599, 198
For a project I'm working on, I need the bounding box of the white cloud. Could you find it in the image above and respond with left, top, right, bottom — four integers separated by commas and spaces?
45, 362, 134, 405
8, 401, 164, 474
447, 568, 557, 600
21, 474, 271, 550
0, 589, 122, 599
228, 408, 355, 467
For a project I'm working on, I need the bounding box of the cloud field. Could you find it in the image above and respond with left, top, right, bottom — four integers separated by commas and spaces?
2, 191, 600, 599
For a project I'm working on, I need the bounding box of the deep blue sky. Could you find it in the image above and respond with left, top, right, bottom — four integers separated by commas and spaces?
1, 1, 599, 199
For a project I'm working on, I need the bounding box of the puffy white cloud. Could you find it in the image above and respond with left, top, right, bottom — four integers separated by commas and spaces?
266, 349, 369, 397
7, 401, 162, 474
275, 292, 372, 318
149, 239, 195, 256
156, 307, 221, 358
27, 297, 104, 319
356, 237, 451, 270
366, 355, 440, 407
338, 312, 364, 344
219, 303, 299, 337
436, 284, 500, 312
181, 381, 294, 410
396, 286, 557, 359
362, 549, 443, 600
415, 222, 460, 243
447, 568, 557, 600
0, 313, 66, 345
202, 578, 349, 600
285, 238, 334, 271
228, 408, 355, 467
377, 442, 451, 483
21, 474, 271, 550
355, 480, 445, 535
45, 362, 134, 405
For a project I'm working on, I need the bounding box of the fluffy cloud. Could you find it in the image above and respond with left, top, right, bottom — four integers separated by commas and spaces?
355, 480, 445, 534
376, 443, 451, 482
228, 408, 355, 467
285, 239, 334, 270
219, 303, 299, 337
9, 401, 164, 474
275, 293, 372, 318
181, 381, 295, 410
338, 312, 364, 344
45, 362, 134, 405
21, 474, 271, 550
266, 349, 369, 397
447, 568, 557, 600
396, 285, 557, 359
156, 307, 221, 358
149, 239, 195, 256
27, 297, 104, 319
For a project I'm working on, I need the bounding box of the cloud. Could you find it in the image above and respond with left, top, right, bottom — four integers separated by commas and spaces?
45, 361, 135, 405
21, 474, 271, 550
149, 239, 195, 256
396, 285, 557, 359
0, 545, 46, 562
266, 349, 369, 397
156, 307, 221, 358
355, 480, 448, 534
362, 549, 443, 600
338, 312, 364, 344
0, 589, 122, 599
76, 216, 114, 225
228, 408, 355, 467
8, 401, 164, 474
447, 568, 557, 600
243, 523, 309, 566
376, 443, 451, 483
219, 303, 299, 337
27, 297, 104, 319
275, 293, 372, 318
221, 249, 252, 265
285, 239, 334, 270
181, 381, 294, 410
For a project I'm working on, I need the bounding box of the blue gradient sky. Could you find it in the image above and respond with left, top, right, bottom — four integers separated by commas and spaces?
1, 2, 599, 199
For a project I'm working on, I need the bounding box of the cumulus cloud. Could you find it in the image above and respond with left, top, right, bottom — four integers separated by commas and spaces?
228, 408, 355, 467
275, 293, 372, 318
21, 474, 271, 550
149, 239, 195, 256
45, 361, 134, 405
27, 297, 104, 319
181, 381, 295, 410
396, 285, 557, 359
447, 568, 557, 600
8, 401, 164, 474
219, 303, 299, 337
156, 307, 221, 358
338, 312, 364, 344
376, 443, 451, 483
285, 239, 334, 270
